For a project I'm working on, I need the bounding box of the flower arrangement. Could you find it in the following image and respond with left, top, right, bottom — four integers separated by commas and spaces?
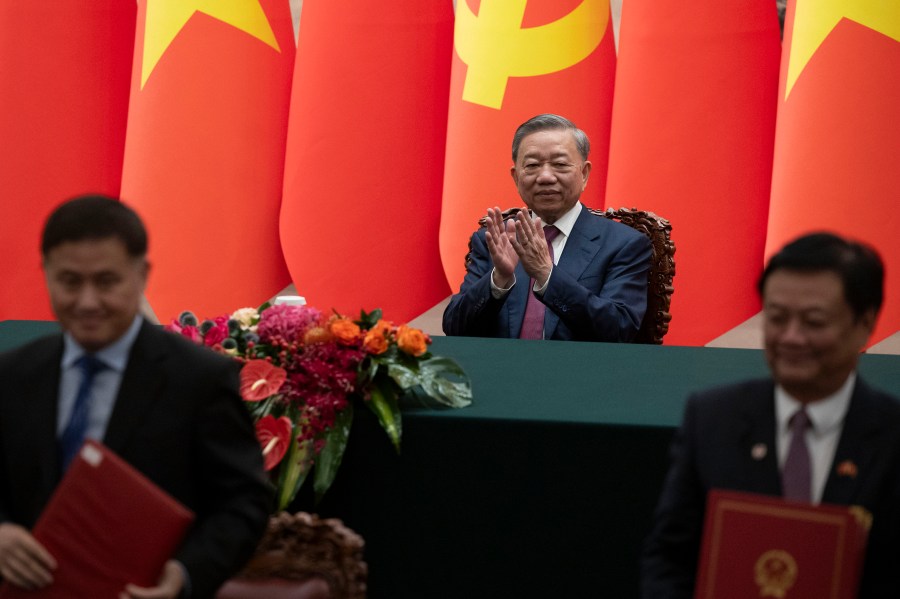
167, 303, 472, 510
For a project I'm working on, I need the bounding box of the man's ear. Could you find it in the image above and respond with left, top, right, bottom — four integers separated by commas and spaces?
510, 164, 518, 185
858, 308, 877, 333
140, 259, 151, 287
854, 308, 878, 350
581, 160, 592, 191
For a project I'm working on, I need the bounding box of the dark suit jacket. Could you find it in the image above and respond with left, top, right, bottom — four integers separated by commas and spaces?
641, 378, 900, 598
442, 206, 652, 342
0, 321, 273, 599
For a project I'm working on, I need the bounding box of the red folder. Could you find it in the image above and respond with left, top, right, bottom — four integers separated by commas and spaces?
695, 489, 870, 599
0, 440, 194, 598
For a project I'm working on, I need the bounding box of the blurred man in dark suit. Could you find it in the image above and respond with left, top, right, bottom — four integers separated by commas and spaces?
642, 232, 900, 598
0, 195, 272, 599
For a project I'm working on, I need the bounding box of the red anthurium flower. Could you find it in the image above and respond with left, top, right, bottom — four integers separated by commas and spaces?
240, 360, 287, 401
255, 416, 293, 471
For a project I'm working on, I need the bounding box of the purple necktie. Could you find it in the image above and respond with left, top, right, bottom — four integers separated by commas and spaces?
519, 225, 561, 340
782, 408, 812, 502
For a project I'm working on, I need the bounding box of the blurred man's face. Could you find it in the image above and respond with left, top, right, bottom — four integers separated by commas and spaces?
762, 269, 875, 403
43, 237, 147, 351
510, 129, 591, 224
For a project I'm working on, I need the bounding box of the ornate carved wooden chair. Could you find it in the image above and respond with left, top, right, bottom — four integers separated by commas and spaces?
474, 206, 676, 343
216, 511, 367, 599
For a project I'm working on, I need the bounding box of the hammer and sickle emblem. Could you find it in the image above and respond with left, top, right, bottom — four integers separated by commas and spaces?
455, 0, 608, 109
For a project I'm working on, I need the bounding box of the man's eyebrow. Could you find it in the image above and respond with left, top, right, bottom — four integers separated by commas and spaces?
764, 301, 830, 314
522, 151, 572, 160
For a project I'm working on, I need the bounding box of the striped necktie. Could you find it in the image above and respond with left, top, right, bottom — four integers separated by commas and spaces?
60, 354, 107, 470
519, 225, 561, 340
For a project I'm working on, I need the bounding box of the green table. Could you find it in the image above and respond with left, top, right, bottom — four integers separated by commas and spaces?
3, 322, 899, 597
303, 336, 900, 597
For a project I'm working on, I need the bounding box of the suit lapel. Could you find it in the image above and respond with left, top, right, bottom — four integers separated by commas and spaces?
30, 338, 66, 497
742, 398, 781, 495
822, 381, 881, 505
29, 337, 64, 454
2, 336, 67, 519
103, 322, 166, 454
544, 210, 602, 339
736, 385, 782, 495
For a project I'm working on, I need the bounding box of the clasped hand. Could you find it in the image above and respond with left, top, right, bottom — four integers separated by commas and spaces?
485, 206, 553, 289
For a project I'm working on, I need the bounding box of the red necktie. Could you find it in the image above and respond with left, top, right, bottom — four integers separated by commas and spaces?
519, 226, 561, 340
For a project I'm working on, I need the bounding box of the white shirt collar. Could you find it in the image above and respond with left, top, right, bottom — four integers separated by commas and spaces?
534, 202, 581, 238
775, 372, 856, 437
61, 315, 144, 373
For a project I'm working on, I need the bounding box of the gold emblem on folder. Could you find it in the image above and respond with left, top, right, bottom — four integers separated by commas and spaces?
754, 549, 798, 598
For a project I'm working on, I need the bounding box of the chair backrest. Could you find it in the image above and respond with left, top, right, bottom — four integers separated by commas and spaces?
474, 206, 675, 344
216, 511, 367, 599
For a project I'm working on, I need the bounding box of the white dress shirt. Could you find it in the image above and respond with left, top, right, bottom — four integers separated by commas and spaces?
775, 372, 855, 504
490, 202, 583, 296
57, 315, 143, 440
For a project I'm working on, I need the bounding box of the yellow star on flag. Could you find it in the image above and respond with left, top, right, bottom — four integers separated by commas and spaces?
785, 0, 900, 100
141, 0, 280, 88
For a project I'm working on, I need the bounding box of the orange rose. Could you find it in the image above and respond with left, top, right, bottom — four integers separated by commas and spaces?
371, 319, 393, 334
329, 318, 361, 344
303, 326, 333, 344
397, 324, 429, 357
363, 325, 390, 355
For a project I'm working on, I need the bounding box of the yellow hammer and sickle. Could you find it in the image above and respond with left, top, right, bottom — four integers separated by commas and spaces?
455, 0, 608, 110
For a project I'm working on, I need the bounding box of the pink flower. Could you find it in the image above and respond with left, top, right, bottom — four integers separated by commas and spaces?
165, 319, 201, 343
203, 324, 228, 347
257, 305, 323, 344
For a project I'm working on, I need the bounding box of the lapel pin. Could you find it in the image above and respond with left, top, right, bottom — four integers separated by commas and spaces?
836, 460, 858, 479
751, 443, 767, 460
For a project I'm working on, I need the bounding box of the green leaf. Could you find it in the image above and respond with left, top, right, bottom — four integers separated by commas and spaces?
358, 356, 378, 388
407, 356, 473, 408
275, 434, 313, 511
385, 361, 419, 390
355, 308, 383, 329
397, 385, 435, 409
245, 395, 281, 420
366, 377, 402, 453
312, 404, 353, 504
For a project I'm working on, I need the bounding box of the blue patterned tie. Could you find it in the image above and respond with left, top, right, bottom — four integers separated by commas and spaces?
519, 226, 561, 340
60, 354, 107, 470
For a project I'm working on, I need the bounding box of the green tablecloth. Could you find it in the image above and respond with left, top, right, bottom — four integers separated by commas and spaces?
3, 322, 899, 597
304, 336, 899, 598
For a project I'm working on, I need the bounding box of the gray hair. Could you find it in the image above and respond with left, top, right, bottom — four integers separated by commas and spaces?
511, 114, 590, 162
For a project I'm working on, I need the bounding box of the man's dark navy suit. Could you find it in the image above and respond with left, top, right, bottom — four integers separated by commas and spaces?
641, 378, 900, 598
443, 205, 652, 342
0, 321, 272, 599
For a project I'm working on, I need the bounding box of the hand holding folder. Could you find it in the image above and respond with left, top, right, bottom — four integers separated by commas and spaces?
0, 440, 194, 599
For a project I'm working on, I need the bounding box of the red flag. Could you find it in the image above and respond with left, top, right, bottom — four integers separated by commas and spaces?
279, 1, 454, 320
0, 2, 134, 320
120, 0, 295, 321
439, 0, 617, 291
766, 1, 900, 346
605, 0, 781, 346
